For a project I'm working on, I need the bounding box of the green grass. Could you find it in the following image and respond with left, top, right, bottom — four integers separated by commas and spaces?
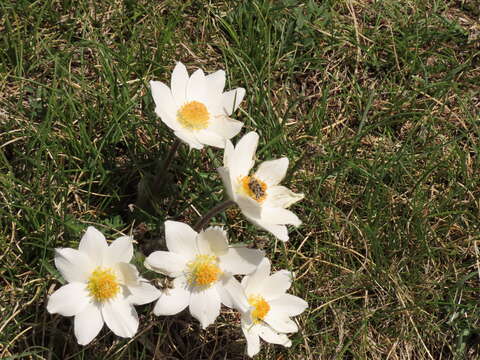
1, 0, 480, 358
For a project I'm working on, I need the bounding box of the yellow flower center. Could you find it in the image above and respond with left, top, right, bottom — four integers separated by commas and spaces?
187, 254, 222, 288
87, 267, 120, 302
240, 175, 267, 203
248, 294, 270, 323
177, 101, 210, 130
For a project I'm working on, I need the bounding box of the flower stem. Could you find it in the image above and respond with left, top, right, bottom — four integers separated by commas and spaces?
193, 200, 236, 231
152, 138, 181, 192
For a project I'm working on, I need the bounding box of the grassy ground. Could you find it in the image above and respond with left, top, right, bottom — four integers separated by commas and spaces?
1, 0, 480, 359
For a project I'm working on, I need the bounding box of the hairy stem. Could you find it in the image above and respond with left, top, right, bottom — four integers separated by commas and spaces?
193, 200, 236, 231
152, 138, 181, 192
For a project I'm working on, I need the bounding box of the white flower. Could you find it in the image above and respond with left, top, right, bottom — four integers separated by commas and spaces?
47, 227, 161, 345
150, 61, 245, 149
144, 220, 264, 329
217, 131, 304, 242
223, 258, 308, 358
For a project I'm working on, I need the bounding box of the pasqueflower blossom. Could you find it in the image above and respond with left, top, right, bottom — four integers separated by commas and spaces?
47, 227, 160, 345
144, 220, 264, 329
150, 62, 245, 149
217, 131, 304, 241
223, 258, 308, 357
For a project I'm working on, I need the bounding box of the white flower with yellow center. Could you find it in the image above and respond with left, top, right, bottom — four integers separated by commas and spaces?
223, 258, 308, 358
217, 131, 304, 242
150, 61, 245, 149
46, 227, 161, 345
144, 220, 264, 329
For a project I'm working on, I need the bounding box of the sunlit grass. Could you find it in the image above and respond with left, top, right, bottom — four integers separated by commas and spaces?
1, 0, 480, 359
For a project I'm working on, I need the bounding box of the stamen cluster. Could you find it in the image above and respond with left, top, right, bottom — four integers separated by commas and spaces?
187, 255, 222, 287
87, 267, 120, 302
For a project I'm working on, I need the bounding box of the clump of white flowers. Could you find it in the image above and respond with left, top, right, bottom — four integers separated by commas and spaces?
47, 61, 307, 357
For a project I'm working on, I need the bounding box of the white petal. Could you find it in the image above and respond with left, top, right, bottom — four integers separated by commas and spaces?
79, 226, 108, 267
189, 286, 221, 329
54, 248, 93, 283
208, 116, 243, 140
257, 323, 292, 346
255, 158, 289, 186
74, 302, 104, 345
248, 218, 289, 242
237, 195, 262, 220
215, 281, 234, 309
220, 275, 249, 312
261, 207, 302, 227
128, 281, 161, 305
243, 258, 271, 295
217, 166, 235, 200
241, 322, 261, 357
115, 262, 140, 286
222, 88, 246, 115
262, 270, 292, 300
102, 297, 139, 338
264, 311, 298, 333
105, 235, 133, 266
150, 80, 180, 131
144, 250, 187, 277
223, 138, 235, 168
219, 247, 264, 275
269, 294, 308, 317
229, 131, 258, 180
264, 185, 305, 208
47, 282, 90, 316
153, 276, 190, 316
186, 69, 208, 103
165, 220, 198, 260
206, 70, 225, 95
195, 129, 226, 148
171, 62, 189, 106
174, 130, 203, 149
197, 227, 229, 256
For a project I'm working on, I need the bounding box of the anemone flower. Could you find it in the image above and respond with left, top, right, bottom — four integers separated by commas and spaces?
223, 258, 308, 357
217, 131, 304, 242
144, 220, 264, 329
150, 62, 245, 149
47, 227, 160, 345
